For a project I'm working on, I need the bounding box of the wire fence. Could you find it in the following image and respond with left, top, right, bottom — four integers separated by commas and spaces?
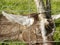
0, 0, 60, 45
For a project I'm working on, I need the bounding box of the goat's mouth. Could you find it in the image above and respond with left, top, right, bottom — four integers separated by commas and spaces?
45, 19, 55, 36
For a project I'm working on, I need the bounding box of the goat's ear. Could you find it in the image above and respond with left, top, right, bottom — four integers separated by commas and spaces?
2, 11, 34, 27
46, 0, 51, 18
52, 14, 60, 20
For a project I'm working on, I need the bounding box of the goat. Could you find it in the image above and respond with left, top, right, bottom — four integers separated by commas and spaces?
0, 11, 55, 45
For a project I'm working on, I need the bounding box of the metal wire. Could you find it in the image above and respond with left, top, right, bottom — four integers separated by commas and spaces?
0, 0, 60, 44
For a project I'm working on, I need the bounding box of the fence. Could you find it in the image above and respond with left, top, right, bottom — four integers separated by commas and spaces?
0, 0, 60, 45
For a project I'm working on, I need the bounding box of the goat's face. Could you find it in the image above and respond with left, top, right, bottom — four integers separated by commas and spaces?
38, 14, 54, 36
30, 13, 55, 36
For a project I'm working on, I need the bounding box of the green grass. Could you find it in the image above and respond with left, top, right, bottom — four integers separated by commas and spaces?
0, 42, 26, 45
0, 0, 60, 45
51, 0, 60, 15
0, 0, 37, 14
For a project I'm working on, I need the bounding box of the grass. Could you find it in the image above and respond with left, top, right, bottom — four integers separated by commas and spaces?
0, 0, 37, 14
51, 0, 60, 15
0, 0, 60, 45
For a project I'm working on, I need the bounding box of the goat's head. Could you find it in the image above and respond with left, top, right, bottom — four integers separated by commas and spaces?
39, 13, 55, 36
29, 13, 55, 36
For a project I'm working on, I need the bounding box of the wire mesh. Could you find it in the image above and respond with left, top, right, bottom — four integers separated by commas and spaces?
0, 0, 60, 45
